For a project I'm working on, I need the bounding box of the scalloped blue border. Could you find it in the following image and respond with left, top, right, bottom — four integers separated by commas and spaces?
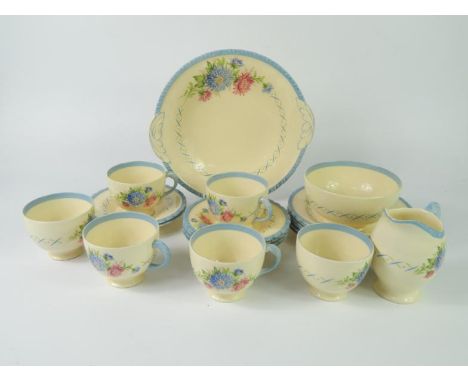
154, 49, 308, 197
182, 198, 290, 244
91, 187, 186, 227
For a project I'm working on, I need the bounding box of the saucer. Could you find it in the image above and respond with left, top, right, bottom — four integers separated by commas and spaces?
183, 198, 290, 245
93, 187, 186, 226
288, 187, 411, 235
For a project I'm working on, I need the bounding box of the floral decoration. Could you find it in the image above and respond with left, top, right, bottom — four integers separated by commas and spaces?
88, 249, 142, 277
415, 243, 446, 279
336, 262, 370, 289
196, 267, 255, 292
117, 186, 161, 208
206, 194, 249, 223
69, 212, 94, 241
183, 57, 273, 101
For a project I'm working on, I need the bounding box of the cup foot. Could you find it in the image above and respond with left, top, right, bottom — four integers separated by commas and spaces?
208, 290, 246, 302
309, 286, 347, 301
108, 273, 145, 288
373, 280, 420, 304
48, 246, 83, 261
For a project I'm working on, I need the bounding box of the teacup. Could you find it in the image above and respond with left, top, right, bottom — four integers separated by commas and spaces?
23, 192, 94, 260
296, 223, 374, 301
189, 223, 282, 302
205, 172, 272, 225
304, 161, 401, 229
82, 211, 171, 288
107, 161, 178, 214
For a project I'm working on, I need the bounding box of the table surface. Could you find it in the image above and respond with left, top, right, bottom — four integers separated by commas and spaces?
1, 16, 467, 365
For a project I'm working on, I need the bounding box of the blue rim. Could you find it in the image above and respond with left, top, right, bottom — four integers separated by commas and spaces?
305, 161, 402, 193
107, 161, 166, 178
383, 209, 444, 239
182, 198, 290, 244
154, 48, 308, 197
190, 223, 265, 249
23, 192, 93, 216
298, 223, 374, 254
83, 211, 159, 238
91, 187, 186, 226
207, 171, 269, 188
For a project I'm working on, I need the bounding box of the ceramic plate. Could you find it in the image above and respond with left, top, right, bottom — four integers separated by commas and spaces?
183, 198, 290, 245
93, 187, 186, 226
288, 187, 411, 235
149, 49, 314, 197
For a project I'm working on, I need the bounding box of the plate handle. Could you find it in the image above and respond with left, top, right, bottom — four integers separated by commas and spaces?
149, 112, 171, 164
296, 99, 315, 150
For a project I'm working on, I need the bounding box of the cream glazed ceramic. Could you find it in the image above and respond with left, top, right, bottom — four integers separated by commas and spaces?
183, 198, 290, 245
149, 49, 315, 197
107, 161, 178, 214
371, 202, 446, 304
23, 192, 94, 260
205, 172, 272, 225
189, 224, 282, 302
296, 223, 374, 301
92, 187, 186, 226
288, 187, 411, 235
304, 161, 401, 229
82, 212, 171, 288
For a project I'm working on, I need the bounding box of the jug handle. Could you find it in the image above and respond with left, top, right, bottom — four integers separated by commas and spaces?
425, 202, 441, 219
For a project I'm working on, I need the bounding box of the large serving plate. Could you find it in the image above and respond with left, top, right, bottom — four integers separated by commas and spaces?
149, 49, 314, 197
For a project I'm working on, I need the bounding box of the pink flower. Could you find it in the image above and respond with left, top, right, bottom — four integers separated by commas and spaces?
144, 194, 158, 207
232, 278, 250, 291
221, 211, 234, 222
425, 270, 435, 279
233, 72, 254, 95
108, 264, 124, 277
199, 90, 212, 102
204, 282, 213, 289
122, 201, 130, 208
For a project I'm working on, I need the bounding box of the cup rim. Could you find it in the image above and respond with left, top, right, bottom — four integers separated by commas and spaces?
304, 161, 402, 201
107, 161, 166, 185
297, 223, 374, 264
83, 211, 159, 250
23, 192, 93, 223
206, 171, 268, 199
190, 223, 266, 264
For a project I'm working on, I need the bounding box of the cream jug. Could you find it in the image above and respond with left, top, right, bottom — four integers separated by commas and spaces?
371, 202, 446, 304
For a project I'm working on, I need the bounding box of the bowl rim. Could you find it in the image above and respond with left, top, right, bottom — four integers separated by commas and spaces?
304, 161, 402, 201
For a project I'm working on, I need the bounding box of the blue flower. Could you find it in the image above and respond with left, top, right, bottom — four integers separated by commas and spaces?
132, 266, 141, 273
434, 248, 445, 270
103, 253, 113, 261
127, 191, 146, 206
209, 272, 234, 289
144, 186, 153, 193
262, 84, 273, 93
231, 58, 243, 67
356, 266, 369, 283
206, 66, 233, 92
207, 198, 221, 215
89, 253, 107, 272
233, 269, 244, 276
219, 199, 227, 206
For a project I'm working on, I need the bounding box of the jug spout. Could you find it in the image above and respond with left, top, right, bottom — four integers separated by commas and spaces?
425, 202, 441, 219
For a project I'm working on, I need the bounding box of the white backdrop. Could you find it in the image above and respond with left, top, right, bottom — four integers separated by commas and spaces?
1, 16, 467, 365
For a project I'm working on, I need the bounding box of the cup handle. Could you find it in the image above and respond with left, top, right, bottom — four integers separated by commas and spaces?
259, 244, 282, 276
149, 240, 172, 269
253, 197, 273, 223
163, 171, 179, 197
425, 202, 441, 219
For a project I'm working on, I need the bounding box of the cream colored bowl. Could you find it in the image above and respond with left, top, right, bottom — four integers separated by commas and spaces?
23, 192, 94, 260
304, 161, 401, 228
296, 223, 374, 301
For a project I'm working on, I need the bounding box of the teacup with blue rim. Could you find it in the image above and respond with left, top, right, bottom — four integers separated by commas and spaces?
296, 223, 374, 301
205, 171, 272, 225
23, 192, 94, 260
82, 211, 171, 288
189, 223, 282, 302
107, 161, 178, 215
